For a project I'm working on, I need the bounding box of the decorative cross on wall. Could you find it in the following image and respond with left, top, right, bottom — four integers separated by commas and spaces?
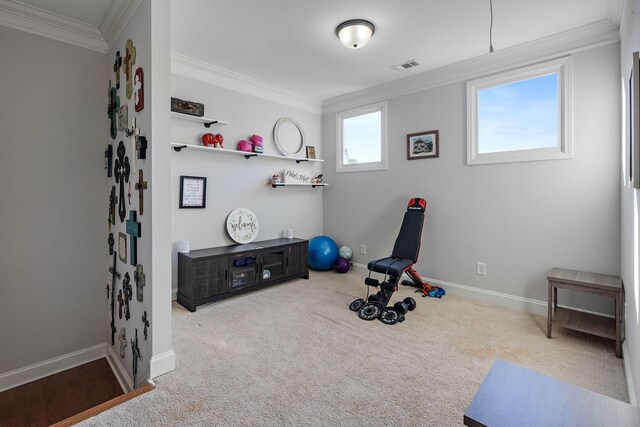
136, 135, 147, 160
124, 39, 136, 100
108, 82, 120, 140
135, 170, 148, 215
134, 67, 144, 112
142, 311, 149, 340
126, 210, 141, 266
105, 144, 112, 178
108, 186, 118, 231
113, 51, 122, 89
118, 327, 127, 358
131, 328, 142, 388
123, 272, 132, 321
126, 116, 140, 174
114, 142, 130, 223
117, 289, 124, 320
108, 232, 114, 255
134, 264, 145, 302
108, 252, 120, 345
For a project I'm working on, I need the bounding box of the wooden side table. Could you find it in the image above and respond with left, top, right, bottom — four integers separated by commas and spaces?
547, 268, 623, 358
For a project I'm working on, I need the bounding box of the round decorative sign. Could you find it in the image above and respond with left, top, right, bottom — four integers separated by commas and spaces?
226, 208, 259, 244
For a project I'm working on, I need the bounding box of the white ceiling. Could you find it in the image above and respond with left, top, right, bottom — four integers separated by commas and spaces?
170, 0, 615, 101
5, 0, 620, 102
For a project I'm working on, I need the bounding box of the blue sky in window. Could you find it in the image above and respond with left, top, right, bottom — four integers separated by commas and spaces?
478, 73, 558, 153
343, 111, 381, 164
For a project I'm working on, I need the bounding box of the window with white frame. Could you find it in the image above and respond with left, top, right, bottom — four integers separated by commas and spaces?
467, 57, 572, 165
336, 102, 387, 172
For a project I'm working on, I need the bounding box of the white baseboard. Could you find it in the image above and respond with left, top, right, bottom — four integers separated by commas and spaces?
172, 287, 178, 301
105, 343, 133, 392
0, 343, 106, 393
623, 341, 637, 406
150, 349, 176, 379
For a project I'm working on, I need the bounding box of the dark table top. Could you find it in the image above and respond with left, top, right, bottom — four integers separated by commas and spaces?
179, 238, 307, 260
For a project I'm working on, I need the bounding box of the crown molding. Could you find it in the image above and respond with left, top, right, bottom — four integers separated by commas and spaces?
0, 0, 107, 52
99, 0, 143, 48
323, 19, 621, 114
171, 52, 323, 115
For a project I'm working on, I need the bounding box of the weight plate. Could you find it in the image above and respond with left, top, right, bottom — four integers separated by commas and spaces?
349, 298, 365, 312
358, 303, 381, 321
379, 308, 400, 325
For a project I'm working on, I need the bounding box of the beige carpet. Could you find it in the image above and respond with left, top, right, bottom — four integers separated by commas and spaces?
81, 267, 627, 426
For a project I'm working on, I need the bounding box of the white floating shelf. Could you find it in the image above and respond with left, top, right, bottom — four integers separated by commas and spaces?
170, 142, 324, 163
171, 112, 230, 128
271, 183, 328, 188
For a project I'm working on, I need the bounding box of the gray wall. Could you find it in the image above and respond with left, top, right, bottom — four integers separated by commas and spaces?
619, 0, 640, 403
323, 42, 620, 314
170, 75, 324, 294
0, 26, 106, 373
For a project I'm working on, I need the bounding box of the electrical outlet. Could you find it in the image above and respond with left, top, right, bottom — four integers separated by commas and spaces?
360, 244, 367, 255
476, 262, 486, 275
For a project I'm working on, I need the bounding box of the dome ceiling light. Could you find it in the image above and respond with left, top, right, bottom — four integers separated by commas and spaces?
335, 19, 375, 49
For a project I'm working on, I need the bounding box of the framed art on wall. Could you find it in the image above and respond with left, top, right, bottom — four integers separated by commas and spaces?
407, 130, 439, 160
179, 176, 207, 208
118, 232, 127, 263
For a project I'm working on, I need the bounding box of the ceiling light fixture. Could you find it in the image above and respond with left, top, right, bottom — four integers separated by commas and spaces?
335, 19, 375, 49
489, 0, 495, 53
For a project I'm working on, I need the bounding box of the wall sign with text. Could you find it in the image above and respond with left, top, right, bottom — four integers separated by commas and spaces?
179, 176, 207, 208
226, 208, 259, 244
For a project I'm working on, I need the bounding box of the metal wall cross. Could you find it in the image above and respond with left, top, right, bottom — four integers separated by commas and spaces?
134, 264, 145, 302
142, 311, 150, 340
123, 272, 132, 321
135, 170, 148, 215
118, 327, 127, 358
126, 210, 141, 266
108, 186, 118, 230
114, 141, 130, 223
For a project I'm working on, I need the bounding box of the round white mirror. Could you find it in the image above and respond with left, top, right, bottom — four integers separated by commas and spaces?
273, 117, 305, 156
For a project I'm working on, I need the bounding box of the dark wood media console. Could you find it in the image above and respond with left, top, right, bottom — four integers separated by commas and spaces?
178, 238, 309, 312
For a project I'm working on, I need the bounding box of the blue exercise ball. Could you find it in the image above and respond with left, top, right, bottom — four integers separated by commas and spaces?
308, 235, 339, 270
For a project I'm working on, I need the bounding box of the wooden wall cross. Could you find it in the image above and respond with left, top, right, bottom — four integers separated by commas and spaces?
124, 39, 136, 99
134, 67, 144, 111
118, 327, 127, 358
142, 311, 149, 340
123, 272, 132, 320
117, 289, 124, 319
114, 142, 130, 222
135, 170, 148, 215
108, 185, 118, 230
134, 264, 145, 302
113, 51, 122, 89
126, 210, 142, 266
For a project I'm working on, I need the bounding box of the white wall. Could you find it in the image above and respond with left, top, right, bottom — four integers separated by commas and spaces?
323, 42, 621, 315
619, 0, 640, 404
0, 26, 106, 373
105, 0, 155, 387
170, 74, 323, 294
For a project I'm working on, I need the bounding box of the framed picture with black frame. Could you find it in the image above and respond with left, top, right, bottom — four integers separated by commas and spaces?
179, 176, 207, 208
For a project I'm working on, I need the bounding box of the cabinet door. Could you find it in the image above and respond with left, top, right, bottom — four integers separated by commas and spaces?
286, 241, 308, 277
229, 252, 259, 291
191, 256, 228, 300
261, 247, 286, 284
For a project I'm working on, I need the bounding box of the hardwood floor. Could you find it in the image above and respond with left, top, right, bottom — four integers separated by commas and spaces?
0, 358, 124, 426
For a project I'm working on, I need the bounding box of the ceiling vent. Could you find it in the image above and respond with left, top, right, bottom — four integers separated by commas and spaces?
392, 59, 421, 71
